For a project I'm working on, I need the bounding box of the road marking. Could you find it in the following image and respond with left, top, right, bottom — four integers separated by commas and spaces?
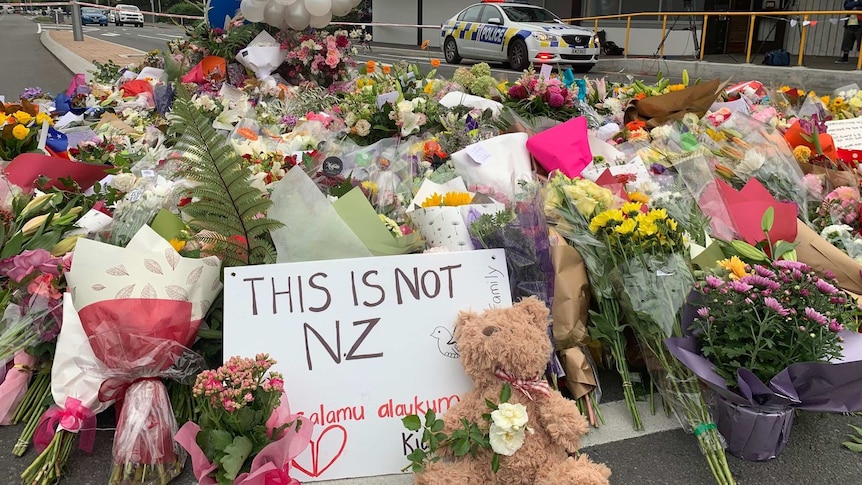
36, 22, 40, 34
102, 32, 120, 37
136, 34, 175, 41
153, 33, 183, 38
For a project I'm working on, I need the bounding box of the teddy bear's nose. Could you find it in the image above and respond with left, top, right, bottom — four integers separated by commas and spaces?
482, 326, 500, 336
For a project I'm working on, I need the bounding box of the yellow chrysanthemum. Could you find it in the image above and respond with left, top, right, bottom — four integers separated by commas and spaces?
793, 145, 812, 163
606, 209, 625, 223
13, 111, 32, 125
361, 180, 379, 196
717, 256, 750, 280
668, 84, 685, 92
589, 211, 612, 233
442, 191, 474, 206
169, 239, 186, 252
647, 208, 668, 221
424, 81, 435, 95
637, 219, 658, 237
615, 218, 637, 235
11, 124, 30, 140
628, 191, 650, 204
421, 193, 444, 208
666, 218, 678, 232
833, 97, 846, 108
621, 202, 643, 216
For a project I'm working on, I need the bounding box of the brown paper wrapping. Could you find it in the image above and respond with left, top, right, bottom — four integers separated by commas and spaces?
550, 243, 591, 350
625, 79, 727, 128
559, 347, 597, 400
794, 218, 862, 294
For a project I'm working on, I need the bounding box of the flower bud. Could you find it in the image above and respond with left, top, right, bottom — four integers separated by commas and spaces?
50, 235, 83, 257
21, 214, 49, 237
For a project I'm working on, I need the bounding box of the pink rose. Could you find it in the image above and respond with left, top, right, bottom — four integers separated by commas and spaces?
548, 92, 565, 108
27, 274, 61, 301
0, 249, 56, 283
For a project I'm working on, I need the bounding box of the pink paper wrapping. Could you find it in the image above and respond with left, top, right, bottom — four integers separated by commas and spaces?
525, 116, 593, 178
175, 394, 314, 485
0, 351, 35, 425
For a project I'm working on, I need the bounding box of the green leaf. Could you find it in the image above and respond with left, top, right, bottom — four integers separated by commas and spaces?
843, 441, 862, 452
761, 207, 775, 233
491, 453, 500, 473
402, 415, 421, 431
430, 419, 445, 433
453, 438, 471, 457
424, 408, 436, 424
500, 383, 511, 404
772, 240, 799, 260
220, 436, 253, 480
485, 398, 498, 410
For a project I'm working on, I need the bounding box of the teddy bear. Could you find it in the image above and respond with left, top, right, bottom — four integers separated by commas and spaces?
414, 296, 611, 485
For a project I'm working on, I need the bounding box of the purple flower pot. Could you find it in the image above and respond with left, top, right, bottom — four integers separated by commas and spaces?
714, 396, 795, 461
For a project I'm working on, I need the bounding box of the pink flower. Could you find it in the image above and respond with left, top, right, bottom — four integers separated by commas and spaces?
548, 92, 565, 108
815, 279, 839, 295
763, 297, 790, 316
508, 84, 528, 100
829, 319, 844, 332
705, 275, 724, 288
0, 249, 58, 283
728, 280, 754, 293
752, 265, 776, 279
697, 307, 710, 319
740, 274, 780, 290
804, 307, 828, 326
27, 274, 61, 300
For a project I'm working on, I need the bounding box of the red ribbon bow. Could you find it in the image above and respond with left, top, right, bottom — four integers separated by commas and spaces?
263, 466, 300, 485
494, 369, 551, 401
33, 397, 96, 453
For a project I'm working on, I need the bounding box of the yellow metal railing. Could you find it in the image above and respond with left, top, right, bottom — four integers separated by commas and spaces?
562, 10, 862, 71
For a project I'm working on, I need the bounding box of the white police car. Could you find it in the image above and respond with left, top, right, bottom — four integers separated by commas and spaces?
441, 0, 599, 72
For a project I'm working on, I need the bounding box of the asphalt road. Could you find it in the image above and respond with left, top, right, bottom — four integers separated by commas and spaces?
0, 14, 72, 100
37, 20, 188, 54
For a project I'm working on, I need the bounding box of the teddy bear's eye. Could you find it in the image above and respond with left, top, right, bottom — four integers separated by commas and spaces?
482, 326, 500, 336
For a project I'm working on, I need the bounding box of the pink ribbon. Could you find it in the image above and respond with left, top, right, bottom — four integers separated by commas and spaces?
0, 351, 35, 425
494, 368, 552, 401
33, 397, 96, 453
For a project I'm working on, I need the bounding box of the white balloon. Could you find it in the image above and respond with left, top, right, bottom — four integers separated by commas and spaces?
330, 0, 352, 17
264, 2, 287, 28
304, 0, 331, 18
309, 11, 332, 29
285, 1, 311, 30
240, 0, 266, 23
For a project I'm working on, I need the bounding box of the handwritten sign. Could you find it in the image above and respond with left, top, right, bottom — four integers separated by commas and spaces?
826, 118, 862, 150
539, 63, 553, 81
223, 250, 512, 482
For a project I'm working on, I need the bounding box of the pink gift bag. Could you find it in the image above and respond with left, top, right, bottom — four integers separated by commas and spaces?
525, 116, 593, 178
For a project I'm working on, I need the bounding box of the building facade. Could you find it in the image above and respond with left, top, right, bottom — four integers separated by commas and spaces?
371, 0, 848, 59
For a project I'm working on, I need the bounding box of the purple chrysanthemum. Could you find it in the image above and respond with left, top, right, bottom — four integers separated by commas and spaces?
705, 275, 724, 288
824, 269, 836, 279
763, 297, 790, 316
752, 265, 777, 279
815, 278, 839, 295
774, 260, 811, 272
728, 280, 754, 293
804, 307, 828, 326
740, 274, 781, 290
697, 307, 710, 319
829, 320, 844, 332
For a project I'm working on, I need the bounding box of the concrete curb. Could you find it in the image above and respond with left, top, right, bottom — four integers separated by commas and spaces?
40, 29, 95, 81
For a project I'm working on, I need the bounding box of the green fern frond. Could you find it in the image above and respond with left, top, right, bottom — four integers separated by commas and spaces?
169, 86, 282, 267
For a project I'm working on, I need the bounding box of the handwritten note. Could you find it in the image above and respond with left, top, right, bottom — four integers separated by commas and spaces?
223, 250, 512, 482
539, 63, 553, 80
376, 91, 400, 109
826, 118, 862, 150
465, 144, 492, 165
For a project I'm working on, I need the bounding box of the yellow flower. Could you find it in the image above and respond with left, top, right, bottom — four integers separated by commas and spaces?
615, 218, 637, 235
421, 193, 444, 208
589, 211, 612, 233
646, 208, 668, 221
497, 81, 509, 95
35, 112, 53, 126
628, 191, 650, 204
668, 84, 685, 92
424, 81, 436, 95
12, 124, 30, 140
169, 239, 186, 252
637, 219, 658, 237
361, 180, 378, 196
606, 209, 625, 223
717, 256, 750, 280
832, 97, 846, 108
442, 191, 473, 206
13, 111, 32, 125
793, 145, 812, 163
666, 218, 678, 232
621, 202, 643, 216
820, 95, 831, 106
778, 85, 790, 93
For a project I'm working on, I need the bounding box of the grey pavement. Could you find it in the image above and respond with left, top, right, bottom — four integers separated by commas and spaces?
5, 11, 862, 485
0, 13, 71, 100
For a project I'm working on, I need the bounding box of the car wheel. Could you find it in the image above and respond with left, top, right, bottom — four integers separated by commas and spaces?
444, 36, 461, 65
138, 22, 143, 27
570, 64, 595, 74
507, 38, 530, 72
117, 21, 122, 26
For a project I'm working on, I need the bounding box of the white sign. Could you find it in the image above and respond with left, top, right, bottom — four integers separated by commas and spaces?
465, 144, 492, 165
826, 118, 862, 150
539, 63, 553, 80
223, 250, 512, 482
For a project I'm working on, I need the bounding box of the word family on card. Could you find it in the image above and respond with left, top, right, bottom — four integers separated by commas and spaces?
223, 249, 512, 481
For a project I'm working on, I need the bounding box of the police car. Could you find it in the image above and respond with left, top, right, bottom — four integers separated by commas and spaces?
441, 0, 599, 72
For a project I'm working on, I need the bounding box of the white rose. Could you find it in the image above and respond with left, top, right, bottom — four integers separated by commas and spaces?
488, 423, 526, 456
110, 173, 138, 193
491, 402, 529, 431
355, 119, 371, 137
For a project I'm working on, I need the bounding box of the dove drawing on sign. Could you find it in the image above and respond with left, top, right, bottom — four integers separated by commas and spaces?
431, 326, 460, 359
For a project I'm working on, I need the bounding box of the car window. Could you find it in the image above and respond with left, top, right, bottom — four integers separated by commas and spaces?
82, 8, 101, 14
502, 6, 560, 23
119, 5, 140, 11
458, 5, 483, 23
479, 5, 499, 24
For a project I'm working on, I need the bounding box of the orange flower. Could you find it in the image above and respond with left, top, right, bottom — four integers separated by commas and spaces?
236, 127, 259, 141
634, 92, 647, 101
420, 39, 430, 50
430, 58, 441, 68
366, 60, 376, 73
625, 120, 646, 132
382, 65, 391, 75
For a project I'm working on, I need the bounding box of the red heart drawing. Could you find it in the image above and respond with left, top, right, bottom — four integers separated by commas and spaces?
292, 424, 348, 478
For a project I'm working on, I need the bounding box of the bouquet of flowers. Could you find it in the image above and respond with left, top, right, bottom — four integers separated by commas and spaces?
504, 68, 579, 124
813, 186, 862, 235
0, 100, 51, 160
277, 29, 359, 88
175, 354, 314, 485
589, 200, 736, 484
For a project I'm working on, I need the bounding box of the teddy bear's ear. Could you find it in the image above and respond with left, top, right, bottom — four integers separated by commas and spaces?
516, 296, 550, 327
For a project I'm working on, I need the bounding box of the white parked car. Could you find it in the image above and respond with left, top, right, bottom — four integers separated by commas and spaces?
113, 4, 144, 27
441, 0, 600, 72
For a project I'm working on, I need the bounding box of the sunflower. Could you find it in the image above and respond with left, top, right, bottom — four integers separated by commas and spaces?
636, 219, 658, 237
646, 208, 668, 221
717, 256, 750, 280
628, 191, 650, 204
621, 202, 643, 216
589, 211, 612, 233
442, 191, 473, 206
832, 97, 846, 108
615, 218, 637, 235
421, 192, 444, 208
